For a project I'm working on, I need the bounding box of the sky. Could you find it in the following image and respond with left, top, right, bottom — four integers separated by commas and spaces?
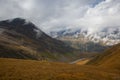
0, 0, 120, 34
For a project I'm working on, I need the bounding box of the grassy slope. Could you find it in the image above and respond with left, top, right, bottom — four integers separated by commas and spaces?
0, 58, 120, 80
87, 44, 120, 70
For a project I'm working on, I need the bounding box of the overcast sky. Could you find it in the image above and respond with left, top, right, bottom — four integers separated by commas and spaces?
0, 0, 120, 34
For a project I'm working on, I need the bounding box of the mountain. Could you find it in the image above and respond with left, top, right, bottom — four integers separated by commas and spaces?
0, 18, 77, 62
49, 28, 120, 52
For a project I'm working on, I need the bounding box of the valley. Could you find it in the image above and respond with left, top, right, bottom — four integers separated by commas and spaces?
0, 42, 120, 80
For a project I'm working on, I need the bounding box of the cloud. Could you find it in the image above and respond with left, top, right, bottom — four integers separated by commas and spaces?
0, 0, 120, 34
80, 0, 120, 33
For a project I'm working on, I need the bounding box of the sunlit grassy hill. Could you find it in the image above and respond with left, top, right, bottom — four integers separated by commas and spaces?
88, 43, 120, 70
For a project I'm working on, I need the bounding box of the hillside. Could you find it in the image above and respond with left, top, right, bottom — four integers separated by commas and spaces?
88, 43, 120, 70
0, 58, 119, 80
0, 18, 77, 62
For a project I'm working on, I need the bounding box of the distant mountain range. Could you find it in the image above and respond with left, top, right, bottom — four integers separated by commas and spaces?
50, 27, 120, 52
0, 18, 77, 62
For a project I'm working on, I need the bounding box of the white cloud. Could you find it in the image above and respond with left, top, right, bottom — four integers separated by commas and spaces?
0, 0, 120, 34
81, 0, 120, 33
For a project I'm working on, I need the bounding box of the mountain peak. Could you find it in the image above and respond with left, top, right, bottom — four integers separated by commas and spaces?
6, 18, 35, 27
0, 18, 43, 39
9, 18, 26, 22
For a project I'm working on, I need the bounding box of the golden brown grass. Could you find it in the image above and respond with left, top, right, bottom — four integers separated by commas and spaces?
0, 58, 120, 80
87, 43, 120, 70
